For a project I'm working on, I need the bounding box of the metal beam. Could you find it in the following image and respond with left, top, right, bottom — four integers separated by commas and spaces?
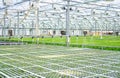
0, 0, 30, 10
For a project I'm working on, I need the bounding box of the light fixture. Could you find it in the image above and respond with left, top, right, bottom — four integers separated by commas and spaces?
31, 3, 34, 7
69, 8, 73, 11
92, 11, 95, 14
72, 16, 74, 19
53, 7, 56, 10
106, 12, 109, 15
61, 7, 66, 10
52, 4, 56, 10
60, 15, 62, 18
84, 17, 87, 19
77, 10, 80, 12
52, 13, 55, 16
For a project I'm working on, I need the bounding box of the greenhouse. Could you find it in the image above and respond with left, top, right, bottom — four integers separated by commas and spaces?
0, 0, 120, 78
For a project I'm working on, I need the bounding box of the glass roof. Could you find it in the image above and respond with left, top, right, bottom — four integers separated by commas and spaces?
0, 0, 120, 31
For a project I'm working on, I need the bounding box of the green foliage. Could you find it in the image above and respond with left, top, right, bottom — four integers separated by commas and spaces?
0, 36, 120, 51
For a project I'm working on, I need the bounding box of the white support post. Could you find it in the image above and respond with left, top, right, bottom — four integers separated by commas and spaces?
66, 0, 70, 47
94, 20, 97, 36
100, 27, 103, 39
17, 11, 20, 37
35, 4, 39, 37
35, 1, 40, 44
113, 19, 116, 36
22, 24, 25, 36
32, 20, 34, 36
100, 13, 103, 39
3, 13, 6, 37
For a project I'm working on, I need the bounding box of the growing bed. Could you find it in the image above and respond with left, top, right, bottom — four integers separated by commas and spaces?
0, 44, 120, 78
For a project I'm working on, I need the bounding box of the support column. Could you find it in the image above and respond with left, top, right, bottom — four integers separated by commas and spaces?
3, 14, 6, 37
35, 1, 40, 44
100, 13, 103, 39
3, 8, 7, 38
31, 20, 34, 36
17, 11, 20, 37
35, 7, 39, 37
66, 0, 70, 47
113, 19, 116, 36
